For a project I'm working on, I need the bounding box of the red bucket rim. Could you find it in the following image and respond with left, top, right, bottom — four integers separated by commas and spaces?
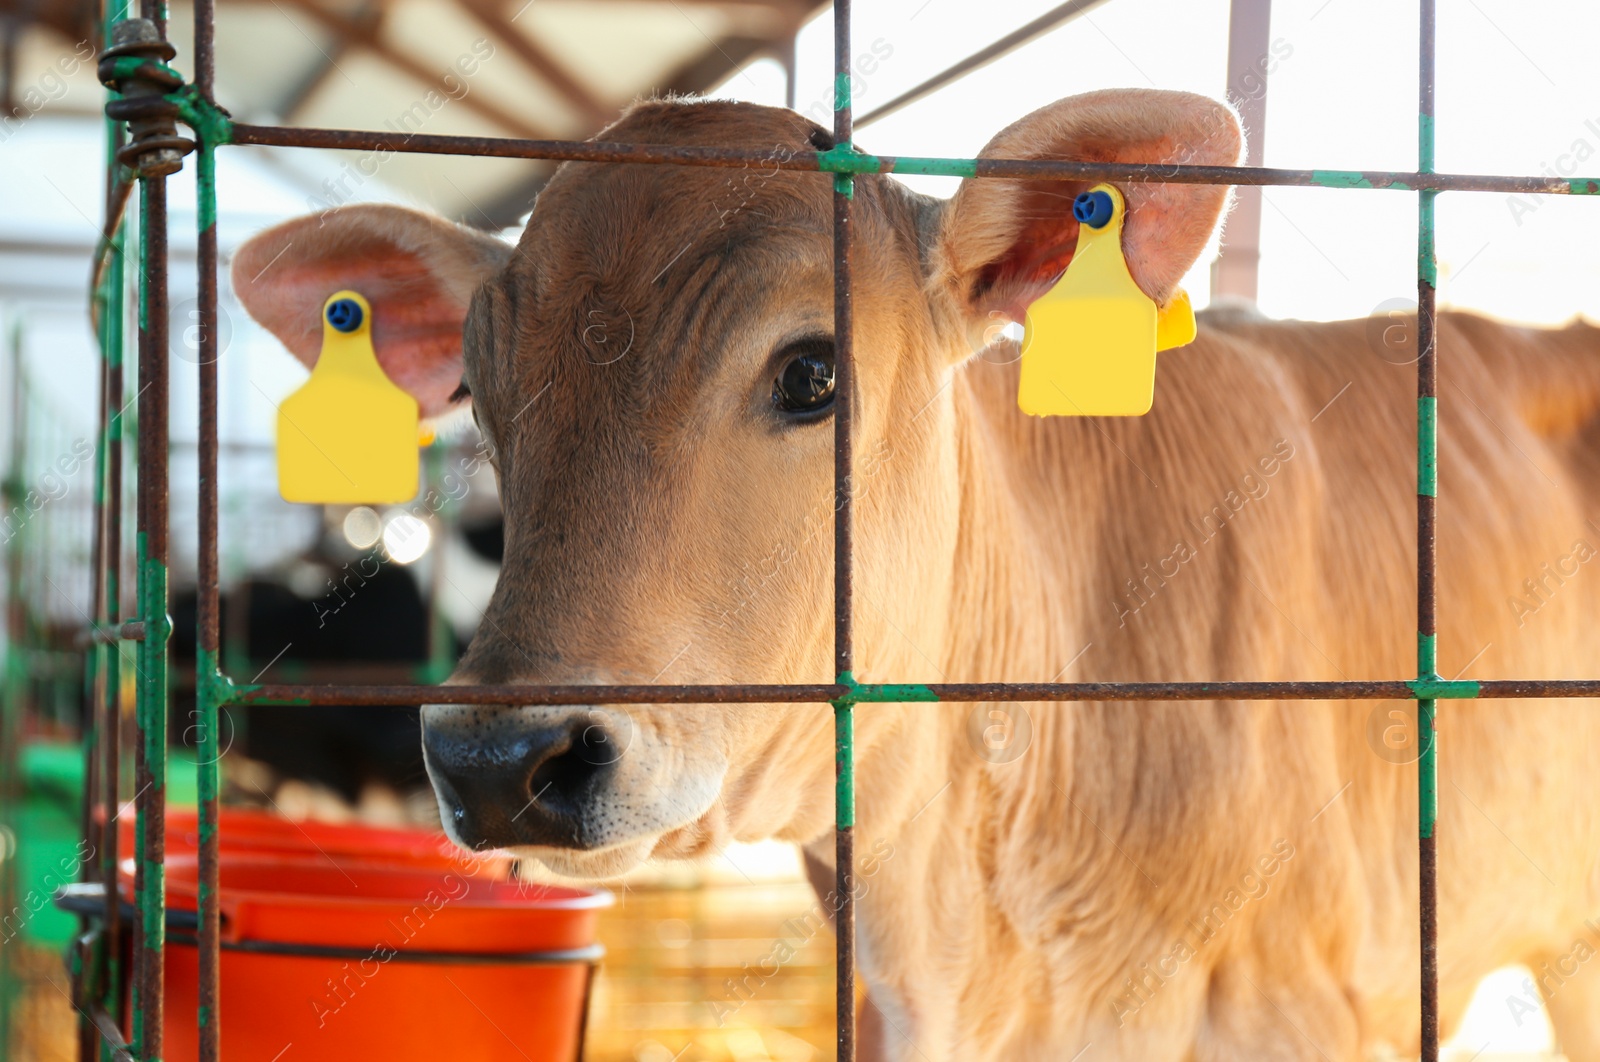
124, 854, 614, 913
112, 805, 515, 876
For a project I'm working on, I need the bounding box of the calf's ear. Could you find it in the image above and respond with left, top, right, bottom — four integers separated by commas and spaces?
929, 89, 1241, 352
231, 204, 513, 417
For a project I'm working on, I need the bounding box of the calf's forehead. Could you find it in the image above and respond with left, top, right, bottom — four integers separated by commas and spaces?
514, 100, 839, 286
465, 175, 838, 427
561, 169, 821, 305
460, 101, 924, 439
466, 151, 822, 396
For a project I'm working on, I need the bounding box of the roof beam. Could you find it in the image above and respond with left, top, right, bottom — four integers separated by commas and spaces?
277, 2, 376, 120
454, 0, 611, 129
856, 0, 1113, 129
0, 0, 92, 45
1210, 0, 1271, 303
474, 168, 551, 228
654, 33, 775, 97
272, 0, 554, 141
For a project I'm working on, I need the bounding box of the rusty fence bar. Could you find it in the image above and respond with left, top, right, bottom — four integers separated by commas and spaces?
95, 13, 128, 1034
220, 678, 1600, 707
222, 122, 1600, 196
130, 109, 170, 1062
75, 621, 147, 647
192, 0, 223, 1045
829, 0, 858, 1055
82, 32, 129, 1049
1415, 0, 1441, 1056
72, 0, 1600, 1059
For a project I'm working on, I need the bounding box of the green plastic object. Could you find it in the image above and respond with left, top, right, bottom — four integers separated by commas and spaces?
2, 743, 200, 949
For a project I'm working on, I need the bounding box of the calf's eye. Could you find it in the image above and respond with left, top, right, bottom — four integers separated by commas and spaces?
771, 340, 836, 415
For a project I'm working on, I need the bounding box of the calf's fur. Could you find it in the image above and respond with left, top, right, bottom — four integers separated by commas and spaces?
235, 90, 1600, 1060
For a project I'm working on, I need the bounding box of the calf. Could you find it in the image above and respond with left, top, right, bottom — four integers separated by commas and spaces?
235, 90, 1600, 1061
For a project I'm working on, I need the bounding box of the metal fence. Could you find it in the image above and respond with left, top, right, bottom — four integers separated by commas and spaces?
68, 0, 1600, 1058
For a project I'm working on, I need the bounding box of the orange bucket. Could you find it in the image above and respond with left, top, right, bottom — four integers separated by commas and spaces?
134, 854, 610, 1062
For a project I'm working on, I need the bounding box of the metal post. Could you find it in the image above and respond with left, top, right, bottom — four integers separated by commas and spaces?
1415, 1, 1440, 1059
780, 30, 798, 112
0, 299, 26, 1062
129, 4, 174, 1053
101, 295, 128, 1053
132, 170, 171, 1062
79, 2, 1600, 1056
85, 174, 128, 1062
194, 122, 224, 1062
100, 70, 130, 1050
831, 0, 856, 1057
1212, 0, 1272, 301
80, 293, 110, 1061
191, 4, 223, 1056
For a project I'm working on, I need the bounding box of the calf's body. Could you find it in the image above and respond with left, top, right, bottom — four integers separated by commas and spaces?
821, 307, 1600, 1060
233, 92, 1600, 1060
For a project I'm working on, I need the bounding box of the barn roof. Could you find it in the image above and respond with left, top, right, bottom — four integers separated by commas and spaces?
2, 0, 823, 226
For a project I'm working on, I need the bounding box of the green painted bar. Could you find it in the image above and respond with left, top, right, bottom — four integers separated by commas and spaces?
816, 147, 879, 174
193, 649, 221, 1039
835, 677, 940, 705
193, 134, 217, 232
1417, 396, 1437, 497
1417, 632, 1437, 675
1311, 170, 1377, 189
97, 4, 127, 1038
194, 134, 222, 1053
130, 163, 150, 1055
131, 538, 170, 1057
1418, 190, 1438, 286
218, 680, 286, 705
78, 267, 111, 1047
854, 684, 940, 703
1416, 632, 1442, 819
1416, 51, 1440, 845
889, 156, 978, 178
834, 706, 855, 830
1408, 677, 1475, 700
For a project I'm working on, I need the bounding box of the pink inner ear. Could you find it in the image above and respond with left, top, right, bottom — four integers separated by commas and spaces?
963, 117, 1231, 324
941, 91, 1241, 337
976, 193, 1084, 323
975, 176, 1209, 322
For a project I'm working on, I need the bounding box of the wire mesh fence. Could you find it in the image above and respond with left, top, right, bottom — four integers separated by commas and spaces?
56, 0, 1600, 1058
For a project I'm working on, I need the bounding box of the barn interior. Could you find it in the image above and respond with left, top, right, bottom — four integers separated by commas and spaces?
2, 0, 1594, 1058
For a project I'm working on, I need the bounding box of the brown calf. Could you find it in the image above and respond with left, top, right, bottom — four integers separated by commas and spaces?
235, 89, 1600, 1060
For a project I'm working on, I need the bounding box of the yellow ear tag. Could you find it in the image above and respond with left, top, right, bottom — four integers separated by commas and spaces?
276, 291, 420, 504
1017, 184, 1196, 417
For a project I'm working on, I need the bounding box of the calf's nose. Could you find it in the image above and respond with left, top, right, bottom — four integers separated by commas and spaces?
423, 711, 619, 850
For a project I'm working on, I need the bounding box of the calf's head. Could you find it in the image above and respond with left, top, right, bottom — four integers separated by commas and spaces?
235, 90, 1239, 876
